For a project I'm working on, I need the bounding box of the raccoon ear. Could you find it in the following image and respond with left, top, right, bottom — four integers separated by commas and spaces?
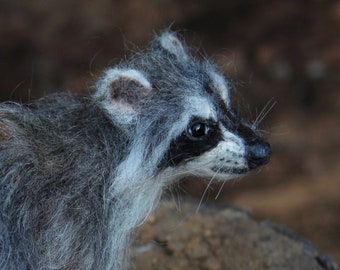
95, 68, 152, 122
155, 32, 189, 61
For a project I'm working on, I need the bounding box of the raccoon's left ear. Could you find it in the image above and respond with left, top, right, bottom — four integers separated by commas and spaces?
154, 31, 189, 61
95, 68, 152, 124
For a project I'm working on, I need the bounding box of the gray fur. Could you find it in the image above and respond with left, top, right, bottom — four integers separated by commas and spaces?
0, 31, 270, 269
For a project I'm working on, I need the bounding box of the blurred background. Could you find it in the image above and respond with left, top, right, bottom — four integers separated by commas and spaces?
0, 0, 339, 263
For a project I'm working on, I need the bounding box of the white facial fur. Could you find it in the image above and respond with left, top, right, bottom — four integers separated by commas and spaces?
208, 70, 231, 107
186, 96, 217, 120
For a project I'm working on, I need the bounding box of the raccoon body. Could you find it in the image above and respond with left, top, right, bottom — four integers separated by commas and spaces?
0, 31, 270, 269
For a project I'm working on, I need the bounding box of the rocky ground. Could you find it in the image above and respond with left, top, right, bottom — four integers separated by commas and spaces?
131, 200, 338, 270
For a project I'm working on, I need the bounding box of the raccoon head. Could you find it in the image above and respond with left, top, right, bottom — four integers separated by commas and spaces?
95, 31, 271, 183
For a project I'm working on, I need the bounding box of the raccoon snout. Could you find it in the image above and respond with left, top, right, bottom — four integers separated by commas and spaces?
246, 140, 271, 169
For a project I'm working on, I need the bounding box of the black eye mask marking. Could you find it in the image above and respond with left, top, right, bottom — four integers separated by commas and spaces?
158, 118, 222, 169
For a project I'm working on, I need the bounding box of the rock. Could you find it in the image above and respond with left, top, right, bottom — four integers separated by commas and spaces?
131, 200, 339, 270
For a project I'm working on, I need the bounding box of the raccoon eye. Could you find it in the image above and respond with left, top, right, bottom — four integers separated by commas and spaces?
186, 121, 211, 140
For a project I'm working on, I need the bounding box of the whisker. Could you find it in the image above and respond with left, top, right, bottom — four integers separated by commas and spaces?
196, 164, 223, 213
253, 98, 272, 127
213, 162, 232, 200
196, 175, 215, 213
252, 98, 276, 128
170, 185, 182, 212
160, 161, 215, 180
215, 180, 226, 200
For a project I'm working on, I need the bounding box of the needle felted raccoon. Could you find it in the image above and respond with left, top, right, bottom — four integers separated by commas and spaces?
0, 31, 270, 270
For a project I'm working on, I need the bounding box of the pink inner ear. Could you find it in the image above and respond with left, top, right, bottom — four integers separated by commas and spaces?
171, 39, 183, 53
109, 77, 151, 106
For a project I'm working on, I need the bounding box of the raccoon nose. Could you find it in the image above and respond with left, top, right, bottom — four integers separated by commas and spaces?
246, 140, 271, 169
